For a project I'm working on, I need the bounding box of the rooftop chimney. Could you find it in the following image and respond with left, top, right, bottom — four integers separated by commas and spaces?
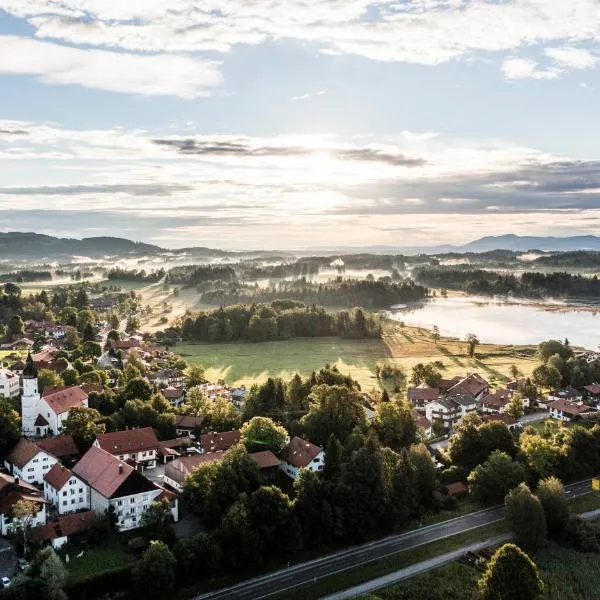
14, 476, 20, 485
118, 464, 123, 474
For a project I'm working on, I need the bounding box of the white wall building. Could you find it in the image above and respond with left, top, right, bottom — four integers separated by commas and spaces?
4, 438, 58, 485
43, 464, 90, 515
280, 436, 325, 480
0, 473, 48, 536
0, 367, 20, 399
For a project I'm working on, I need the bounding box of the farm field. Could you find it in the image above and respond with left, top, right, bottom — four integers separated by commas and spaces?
178, 325, 538, 391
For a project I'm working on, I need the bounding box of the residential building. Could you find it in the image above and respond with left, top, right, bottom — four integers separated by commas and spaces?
280, 437, 325, 480
38, 386, 89, 435
548, 387, 583, 404
174, 415, 205, 437
32, 511, 95, 550
480, 390, 512, 413
0, 367, 20, 399
200, 430, 241, 453
583, 384, 600, 404
94, 427, 160, 470
43, 464, 89, 515
425, 397, 462, 429
163, 452, 224, 492
250, 450, 281, 473
5, 438, 58, 485
72, 446, 164, 531
0, 473, 48, 536
150, 368, 185, 388
447, 373, 489, 402
36, 435, 80, 464
549, 399, 595, 422
407, 384, 440, 409
161, 386, 185, 406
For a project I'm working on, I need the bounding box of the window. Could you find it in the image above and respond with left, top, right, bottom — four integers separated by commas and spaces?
79, 488, 83, 493
43, 457, 48, 462
117, 500, 123, 506
62, 490, 67, 496
62, 501, 67, 506
70, 489, 75, 495
130, 498, 136, 504
27, 468, 34, 472
79, 497, 84, 503
33, 458, 38, 463
142, 495, 148, 501
71, 499, 75, 505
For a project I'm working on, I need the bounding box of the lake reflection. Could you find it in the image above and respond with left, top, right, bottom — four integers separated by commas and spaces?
389, 296, 600, 349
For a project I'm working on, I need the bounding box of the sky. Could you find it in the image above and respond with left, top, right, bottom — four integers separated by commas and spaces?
1, 1, 600, 250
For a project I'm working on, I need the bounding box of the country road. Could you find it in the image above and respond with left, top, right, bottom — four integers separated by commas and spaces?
193, 477, 596, 600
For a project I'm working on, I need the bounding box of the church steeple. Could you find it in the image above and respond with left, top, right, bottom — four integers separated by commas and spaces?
22, 352, 38, 379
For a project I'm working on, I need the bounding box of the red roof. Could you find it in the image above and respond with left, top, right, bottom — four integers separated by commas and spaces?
200, 430, 241, 453
162, 387, 184, 400
96, 427, 160, 455
283, 437, 322, 468
250, 450, 281, 470
43, 464, 74, 490
37, 435, 79, 458
8, 438, 48, 468
33, 511, 96, 542
0, 472, 38, 494
584, 384, 600, 395
550, 399, 592, 416
446, 481, 468, 496
481, 390, 511, 408
174, 415, 205, 429
164, 452, 224, 485
448, 373, 489, 398
408, 385, 440, 403
72, 445, 133, 498
42, 386, 88, 415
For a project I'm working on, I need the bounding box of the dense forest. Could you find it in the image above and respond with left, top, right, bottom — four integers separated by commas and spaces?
533, 251, 600, 269
167, 265, 237, 285
0, 270, 53, 283
107, 268, 165, 282
413, 267, 600, 299
165, 300, 382, 343
198, 278, 427, 309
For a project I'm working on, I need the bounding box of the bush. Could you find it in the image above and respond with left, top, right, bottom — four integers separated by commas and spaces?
563, 516, 600, 552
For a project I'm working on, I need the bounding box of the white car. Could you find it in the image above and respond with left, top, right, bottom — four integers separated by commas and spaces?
1, 576, 10, 588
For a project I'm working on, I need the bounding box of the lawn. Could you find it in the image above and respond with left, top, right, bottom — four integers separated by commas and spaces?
59, 540, 135, 584
177, 325, 537, 391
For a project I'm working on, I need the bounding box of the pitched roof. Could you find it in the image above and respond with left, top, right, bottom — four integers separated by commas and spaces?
8, 438, 46, 468
162, 386, 184, 400
37, 435, 79, 458
407, 386, 440, 403
584, 384, 600, 395
0, 472, 38, 494
72, 445, 133, 498
174, 415, 205, 429
32, 511, 96, 543
250, 450, 281, 470
438, 376, 462, 393
34, 414, 49, 427
448, 373, 489, 398
164, 452, 224, 486
446, 481, 468, 496
42, 386, 88, 415
412, 411, 432, 430
283, 436, 322, 468
200, 430, 241, 453
43, 464, 75, 490
480, 390, 511, 408
96, 427, 160, 455
0, 491, 47, 514
433, 397, 460, 411
550, 399, 592, 416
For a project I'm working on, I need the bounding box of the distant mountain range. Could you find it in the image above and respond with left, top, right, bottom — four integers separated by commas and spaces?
2, 231, 600, 261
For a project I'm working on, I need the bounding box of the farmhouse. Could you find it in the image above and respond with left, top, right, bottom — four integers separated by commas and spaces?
94, 427, 161, 470
32, 511, 96, 550
549, 399, 596, 422
5, 438, 58, 485
280, 437, 324, 480
174, 415, 205, 437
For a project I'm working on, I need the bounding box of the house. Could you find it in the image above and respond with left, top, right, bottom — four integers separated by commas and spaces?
280, 437, 325, 480
32, 511, 96, 550
200, 430, 241, 453
5, 438, 59, 485
548, 387, 583, 404
425, 397, 462, 429
72, 445, 164, 531
0, 367, 20, 399
43, 464, 89, 515
549, 399, 595, 422
0, 473, 48, 536
161, 386, 185, 406
94, 427, 161, 470
229, 387, 247, 409
163, 452, 224, 492
36, 435, 80, 464
250, 450, 281, 473
150, 368, 185, 388
438, 376, 462, 393
447, 373, 489, 402
412, 411, 432, 437
174, 415, 205, 438
480, 390, 512, 413
1, 338, 34, 351
447, 393, 478, 419
407, 384, 440, 409
583, 384, 600, 404
481, 413, 519, 430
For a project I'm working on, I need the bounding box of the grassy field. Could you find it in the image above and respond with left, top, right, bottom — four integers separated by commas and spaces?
59, 540, 134, 584
178, 325, 537, 391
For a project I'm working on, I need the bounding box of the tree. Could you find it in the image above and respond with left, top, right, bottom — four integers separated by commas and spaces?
185, 364, 206, 388
538, 339, 573, 363
536, 476, 570, 537
122, 377, 153, 401
519, 431, 561, 478
409, 443, 437, 506
468, 451, 526, 505
126, 315, 141, 333
0, 397, 21, 457
410, 363, 441, 387
81, 340, 102, 359
140, 499, 175, 546
61, 406, 105, 450
82, 322, 95, 342
300, 384, 367, 446
509, 364, 521, 380
107, 313, 121, 331
182, 386, 210, 416
6, 315, 24, 340
323, 434, 343, 481
209, 398, 241, 431
505, 483, 547, 553
12, 499, 39, 554
37, 369, 62, 393
173, 533, 222, 582
532, 364, 561, 390
390, 448, 417, 526
240, 416, 288, 454
38, 547, 68, 600
432, 325, 441, 345
133, 541, 176, 600
478, 543, 544, 600
505, 392, 524, 419
63, 326, 80, 350
373, 400, 417, 450
466, 332, 479, 357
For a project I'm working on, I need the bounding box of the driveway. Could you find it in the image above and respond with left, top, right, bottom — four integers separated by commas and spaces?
0, 538, 17, 579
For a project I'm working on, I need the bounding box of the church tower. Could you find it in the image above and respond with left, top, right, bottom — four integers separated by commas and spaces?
21, 352, 40, 437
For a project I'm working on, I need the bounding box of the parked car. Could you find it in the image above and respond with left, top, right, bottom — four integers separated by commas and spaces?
1, 576, 10, 588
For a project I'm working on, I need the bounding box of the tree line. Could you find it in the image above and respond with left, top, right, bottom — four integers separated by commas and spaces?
106, 268, 165, 282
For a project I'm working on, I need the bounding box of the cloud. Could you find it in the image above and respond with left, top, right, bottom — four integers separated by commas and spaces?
0, 35, 222, 98
501, 57, 561, 81
0, 183, 193, 196
291, 90, 327, 101
401, 131, 438, 142
544, 46, 597, 70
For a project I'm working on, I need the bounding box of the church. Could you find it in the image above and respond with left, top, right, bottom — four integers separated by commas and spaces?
21, 353, 89, 438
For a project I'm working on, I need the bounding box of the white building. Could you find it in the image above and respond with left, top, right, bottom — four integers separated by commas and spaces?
20, 353, 89, 437
0, 473, 48, 536
0, 367, 20, 399
425, 398, 462, 429
4, 438, 59, 485
72, 446, 176, 531
43, 464, 90, 515
279, 436, 325, 480
549, 399, 595, 422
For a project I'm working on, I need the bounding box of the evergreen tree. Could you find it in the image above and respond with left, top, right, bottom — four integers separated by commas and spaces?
505, 483, 547, 553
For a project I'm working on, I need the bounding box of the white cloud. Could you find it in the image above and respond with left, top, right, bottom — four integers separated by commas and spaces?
579, 82, 593, 89
0, 35, 222, 98
401, 130, 438, 142
545, 46, 597, 70
501, 57, 561, 81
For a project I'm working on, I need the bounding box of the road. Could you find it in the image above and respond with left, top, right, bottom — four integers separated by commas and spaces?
193, 477, 596, 600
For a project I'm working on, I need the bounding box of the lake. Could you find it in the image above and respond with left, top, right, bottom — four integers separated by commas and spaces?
389, 296, 600, 349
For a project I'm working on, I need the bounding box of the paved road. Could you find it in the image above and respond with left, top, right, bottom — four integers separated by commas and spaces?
193, 477, 596, 600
